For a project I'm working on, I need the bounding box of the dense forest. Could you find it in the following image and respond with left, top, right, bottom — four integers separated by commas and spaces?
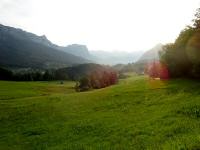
159, 8, 200, 79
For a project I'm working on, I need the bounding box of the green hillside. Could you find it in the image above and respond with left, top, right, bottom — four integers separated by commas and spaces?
1, 75, 200, 149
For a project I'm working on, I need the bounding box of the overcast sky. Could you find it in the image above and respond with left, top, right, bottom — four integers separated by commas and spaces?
0, 0, 199, 51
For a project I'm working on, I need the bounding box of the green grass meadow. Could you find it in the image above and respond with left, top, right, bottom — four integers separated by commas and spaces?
1, 75, 200, 149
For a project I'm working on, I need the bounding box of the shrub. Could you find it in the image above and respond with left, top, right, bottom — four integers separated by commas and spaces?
76, 70, 118, 92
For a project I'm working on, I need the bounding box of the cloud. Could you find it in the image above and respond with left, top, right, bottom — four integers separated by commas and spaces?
0, 0, 32, 18
0, 0, 33, 28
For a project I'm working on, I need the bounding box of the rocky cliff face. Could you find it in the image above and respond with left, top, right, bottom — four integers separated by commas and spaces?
60, 44, 91, 59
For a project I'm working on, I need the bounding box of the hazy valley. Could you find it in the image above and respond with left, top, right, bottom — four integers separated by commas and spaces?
1, 1, 200, 149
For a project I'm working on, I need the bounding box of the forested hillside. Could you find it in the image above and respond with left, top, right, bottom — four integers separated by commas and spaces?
0, 24, 90, 69
160, 8, 200, 78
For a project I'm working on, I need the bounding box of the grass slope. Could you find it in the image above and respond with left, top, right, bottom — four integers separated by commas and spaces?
1, 75, 200, 149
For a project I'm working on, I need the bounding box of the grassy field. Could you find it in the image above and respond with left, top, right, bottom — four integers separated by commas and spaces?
1, 75, 200, 149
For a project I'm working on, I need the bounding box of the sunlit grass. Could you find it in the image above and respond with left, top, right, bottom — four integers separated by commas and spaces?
1, 75, 200, 149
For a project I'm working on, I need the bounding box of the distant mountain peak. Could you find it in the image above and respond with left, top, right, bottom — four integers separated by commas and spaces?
137, 44, 163, 63
60, 44, 91, 58
40, 35, 47, 39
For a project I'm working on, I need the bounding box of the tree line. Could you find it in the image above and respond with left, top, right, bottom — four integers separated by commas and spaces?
0, 67, 55, 81
0, 63, 118, 91
158, 8, 200, 79
145, 8, 200, 79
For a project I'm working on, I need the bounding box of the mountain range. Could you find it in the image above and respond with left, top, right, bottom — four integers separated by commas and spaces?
90, 50, 145, 65
0, 24, 91, 69
0, 24, 163, 69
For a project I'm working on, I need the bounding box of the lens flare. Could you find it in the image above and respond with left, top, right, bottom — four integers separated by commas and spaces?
145, 61, 170, 80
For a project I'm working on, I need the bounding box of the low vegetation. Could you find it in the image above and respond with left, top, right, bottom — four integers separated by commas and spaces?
1, 75, 200, 149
